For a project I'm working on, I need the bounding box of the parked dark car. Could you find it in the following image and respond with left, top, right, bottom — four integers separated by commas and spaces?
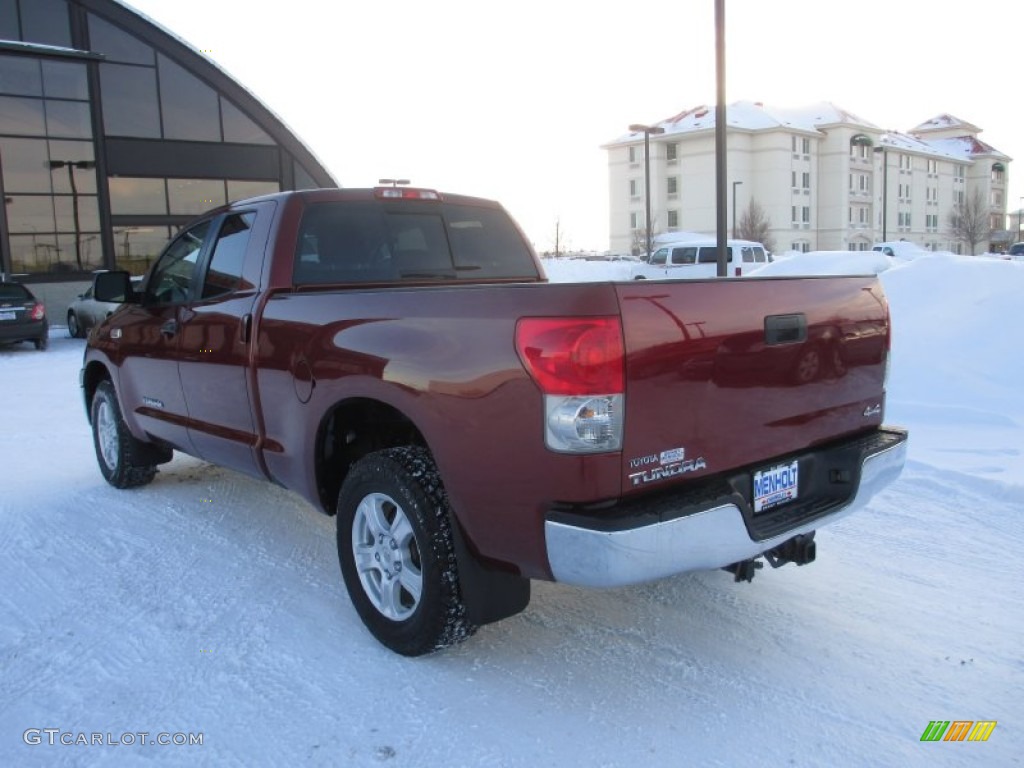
67, 276, 142, 338
0, 281, 48, 351
1009, 242, 1024, 258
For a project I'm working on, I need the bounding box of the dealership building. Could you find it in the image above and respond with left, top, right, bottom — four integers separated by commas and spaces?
0, 0, 336, 316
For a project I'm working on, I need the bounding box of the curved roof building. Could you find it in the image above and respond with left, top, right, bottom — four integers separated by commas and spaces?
0, 0, 336, 282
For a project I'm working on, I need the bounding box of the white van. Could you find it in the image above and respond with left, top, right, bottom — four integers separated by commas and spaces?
872, 241, 930, 260
632, 238, 769, 279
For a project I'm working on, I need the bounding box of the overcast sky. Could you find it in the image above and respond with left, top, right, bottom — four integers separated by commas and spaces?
125, 0, 1024, 252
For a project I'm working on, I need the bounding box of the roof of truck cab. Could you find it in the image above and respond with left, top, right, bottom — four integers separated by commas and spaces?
229, 187, 505, 209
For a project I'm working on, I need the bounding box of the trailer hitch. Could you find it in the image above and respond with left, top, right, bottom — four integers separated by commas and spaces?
724, 533, 817, 582
764, 532, 817, 568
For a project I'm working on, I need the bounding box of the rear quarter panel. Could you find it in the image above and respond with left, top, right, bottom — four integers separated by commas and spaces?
255, 281, 625, 578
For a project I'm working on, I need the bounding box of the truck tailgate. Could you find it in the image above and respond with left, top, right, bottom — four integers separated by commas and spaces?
616, 276, 889, 494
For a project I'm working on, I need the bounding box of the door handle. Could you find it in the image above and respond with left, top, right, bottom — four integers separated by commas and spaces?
160, 319, 179, 338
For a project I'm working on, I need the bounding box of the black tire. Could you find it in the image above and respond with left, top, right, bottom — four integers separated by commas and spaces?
33, 334, 48, 351
90, 380, 162, 488
336, 446, 475, 656
68, 311, 83, 339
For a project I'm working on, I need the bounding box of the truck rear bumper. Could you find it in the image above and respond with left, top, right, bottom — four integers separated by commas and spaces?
545, 427, 907, 587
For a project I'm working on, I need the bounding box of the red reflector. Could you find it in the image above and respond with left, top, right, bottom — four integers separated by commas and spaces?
515, 317, 624, 395
30, 303, 45, 321
373, 187, 441, 201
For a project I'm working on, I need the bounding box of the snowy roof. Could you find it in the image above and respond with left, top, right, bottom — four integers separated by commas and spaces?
924, 136, 1010, 162
604, 102, 1010, 162
877, 131, 967, 161
909, 114, 982, 135
606, 100, 878, 145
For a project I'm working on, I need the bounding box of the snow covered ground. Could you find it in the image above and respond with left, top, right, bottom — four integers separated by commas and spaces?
1, 254, 1021, 766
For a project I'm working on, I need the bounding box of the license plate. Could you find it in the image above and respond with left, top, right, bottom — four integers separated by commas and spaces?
0, 310, 16, 321
753, 460, 799, 513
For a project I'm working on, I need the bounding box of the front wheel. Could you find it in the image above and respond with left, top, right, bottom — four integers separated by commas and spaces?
91, 380, 163, 488
336, 447, 475, 656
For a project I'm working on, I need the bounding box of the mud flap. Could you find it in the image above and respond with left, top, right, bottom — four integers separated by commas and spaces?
449, 518, 531, 627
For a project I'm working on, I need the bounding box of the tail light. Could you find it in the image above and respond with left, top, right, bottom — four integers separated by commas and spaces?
30, 303, 45, 321
515, 317, 625, 453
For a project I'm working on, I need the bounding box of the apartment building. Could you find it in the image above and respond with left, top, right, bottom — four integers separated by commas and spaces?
604, 102, 1011, 255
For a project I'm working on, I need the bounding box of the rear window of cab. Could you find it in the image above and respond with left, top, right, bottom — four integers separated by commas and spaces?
293, 201, 539, 285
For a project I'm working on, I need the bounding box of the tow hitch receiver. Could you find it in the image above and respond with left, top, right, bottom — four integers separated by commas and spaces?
765, 533, 817, 568
724, 533, 817, 583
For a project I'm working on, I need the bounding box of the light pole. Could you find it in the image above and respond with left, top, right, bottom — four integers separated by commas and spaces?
731, 180, 743, 238
1018, 197, 1022, 244
628, 123, 665, 259
48, 159, 96, 270
873, 146, 888, 242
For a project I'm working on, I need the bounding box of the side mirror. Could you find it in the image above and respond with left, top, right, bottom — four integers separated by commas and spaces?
94, 271, 138, 304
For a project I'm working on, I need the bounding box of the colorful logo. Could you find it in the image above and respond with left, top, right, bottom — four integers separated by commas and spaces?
920, 721, 997, 742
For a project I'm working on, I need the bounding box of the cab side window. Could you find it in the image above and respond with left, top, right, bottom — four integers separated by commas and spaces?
650, 248, 668, 265
147, 220, 212, 304
201, 212, 256, 299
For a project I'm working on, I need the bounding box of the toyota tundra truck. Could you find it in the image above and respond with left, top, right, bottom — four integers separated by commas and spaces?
81, 187, 907, 655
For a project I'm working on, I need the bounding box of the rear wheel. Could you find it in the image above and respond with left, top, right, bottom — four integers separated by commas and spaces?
91, 380, 163, 488
336, 446, 475, 656
68, 311, 82, 338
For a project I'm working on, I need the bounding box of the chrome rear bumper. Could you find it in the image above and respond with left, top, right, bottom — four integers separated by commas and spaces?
545, 429, 907, 588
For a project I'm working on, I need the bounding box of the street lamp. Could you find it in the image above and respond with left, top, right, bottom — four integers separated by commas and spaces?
873, 146, 888, 242
628, 123, 665, 258
48, 159, 96, 270
1018, 197, 1022, 244
731, 180, 743, 238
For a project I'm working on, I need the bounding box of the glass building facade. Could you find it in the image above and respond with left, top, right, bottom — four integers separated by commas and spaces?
0, 0, 335, 280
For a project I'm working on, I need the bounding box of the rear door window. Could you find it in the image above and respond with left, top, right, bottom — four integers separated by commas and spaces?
697, 247, 733, 264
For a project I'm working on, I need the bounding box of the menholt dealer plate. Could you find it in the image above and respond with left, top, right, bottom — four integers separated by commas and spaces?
753, 459, 800, 514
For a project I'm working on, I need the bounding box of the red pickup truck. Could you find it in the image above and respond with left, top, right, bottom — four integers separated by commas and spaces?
82, 187, 907, 655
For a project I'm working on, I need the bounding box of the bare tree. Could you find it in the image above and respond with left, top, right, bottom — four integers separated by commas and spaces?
550, 218, 567, 258
737, 198, 775, 252
947, 188, 990, 255
629, 215, 660, 259
630, 228, 646, 258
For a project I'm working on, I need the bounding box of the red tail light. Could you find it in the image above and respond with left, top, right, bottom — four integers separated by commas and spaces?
515, 317, 624, 395
30, 303, 45, 321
